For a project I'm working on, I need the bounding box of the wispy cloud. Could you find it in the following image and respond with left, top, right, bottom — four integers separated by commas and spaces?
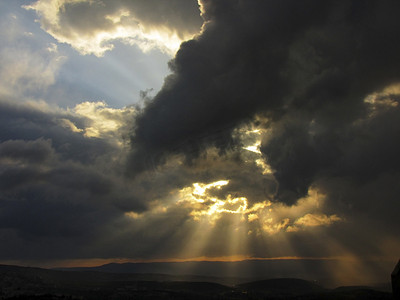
0, 12, 66, 98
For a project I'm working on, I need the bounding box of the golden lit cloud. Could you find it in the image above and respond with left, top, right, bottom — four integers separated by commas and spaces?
239, 127, 264, 154
247, 213, 259, 222
58, 118, 83, 133
178, 180, 250, 223
254, 188, 343, 235
180, 182, 272, 221
176, 181, 343, 235
24, 0, 202, 56
174, 178, 342, 236
243, 141, 261, 154
192, 180, 229, 197
71, 101, 134, 140
235, 123, 273, 174
294, 213, 341, 227
364, 82, 400, 117
262, 218, 290, 235
124, 211, 142, 219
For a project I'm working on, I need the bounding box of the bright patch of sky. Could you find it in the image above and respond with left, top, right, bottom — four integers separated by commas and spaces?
0, 0, 172, 109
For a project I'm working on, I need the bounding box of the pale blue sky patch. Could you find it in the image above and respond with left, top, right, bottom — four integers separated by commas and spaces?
43, 41, 171, 108
0, 0, 188, 108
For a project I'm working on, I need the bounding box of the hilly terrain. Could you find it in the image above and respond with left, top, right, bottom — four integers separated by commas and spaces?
0, 264, 393, 299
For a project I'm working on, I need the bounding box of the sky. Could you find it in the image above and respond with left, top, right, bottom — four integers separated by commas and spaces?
0, 0, 400, 287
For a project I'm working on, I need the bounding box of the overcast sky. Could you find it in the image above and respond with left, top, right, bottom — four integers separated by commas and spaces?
1, 0, 399, 287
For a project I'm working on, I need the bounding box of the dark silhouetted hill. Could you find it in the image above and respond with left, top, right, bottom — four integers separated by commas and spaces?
0, 264, 393, 299
0, 264, 232, 299
237, 278, 326, 297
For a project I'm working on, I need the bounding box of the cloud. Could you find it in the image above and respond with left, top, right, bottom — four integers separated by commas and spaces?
0, 99, 149, 258
121, 0, 400, 269
0, 96, 398, 277
72, 101, 136, 140
1, 2, 400, 284
0, 138, 54, 165
0, 95, 329, 261
0, 12, 66, 98
129, 0, 400, 201
25, 0, 203, 56
127, 1, 335, 174
288, 213, 342, 232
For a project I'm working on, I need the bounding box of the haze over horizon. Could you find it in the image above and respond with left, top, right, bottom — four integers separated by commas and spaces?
0, 0, 399, 287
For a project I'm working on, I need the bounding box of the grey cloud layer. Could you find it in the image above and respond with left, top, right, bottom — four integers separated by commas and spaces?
1, 1, 400, 275
0, 99, 272, 260
0, 95, 398, 270
0, 100, 146, 259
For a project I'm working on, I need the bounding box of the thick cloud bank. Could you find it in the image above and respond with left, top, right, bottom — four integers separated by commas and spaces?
0, 99, 148, 259
130, 0, 400, 202
126, 0, 400, 271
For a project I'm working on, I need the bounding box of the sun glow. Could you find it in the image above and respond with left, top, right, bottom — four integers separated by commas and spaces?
177, 181, 342, 234
235, 123, 273, 174
178, 180, 273, 225
243, 141, 261, 154
192, 180, 229, 198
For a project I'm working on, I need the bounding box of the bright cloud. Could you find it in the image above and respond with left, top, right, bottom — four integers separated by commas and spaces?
24, 0, 203, 56
175, 179, 342, 233
72, 101, 135, 140
287, 213, 342, 232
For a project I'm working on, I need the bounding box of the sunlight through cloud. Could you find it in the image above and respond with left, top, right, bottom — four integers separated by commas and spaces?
177, 181, 342, 236
24, 0, 202, 56
235, 123, 273, 175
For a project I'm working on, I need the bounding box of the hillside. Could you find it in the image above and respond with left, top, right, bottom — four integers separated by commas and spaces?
0, 264, 393, 299
237, 278, 327, 297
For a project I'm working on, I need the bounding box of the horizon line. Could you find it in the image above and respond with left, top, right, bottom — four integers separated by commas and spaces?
0, 255, 369, 269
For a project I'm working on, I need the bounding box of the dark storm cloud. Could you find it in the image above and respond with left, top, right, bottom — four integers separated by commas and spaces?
128, 0, 335, 173
0, 99, 207, 260
260, 1, 400, 201
0, 99, 150, 259
130, 0, 400, 204
0, 100, 111, 164
0, 138, 54, 164
0, 98, 258, 262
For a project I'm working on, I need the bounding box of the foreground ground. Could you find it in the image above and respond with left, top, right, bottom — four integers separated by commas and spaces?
0, 264, 393, 299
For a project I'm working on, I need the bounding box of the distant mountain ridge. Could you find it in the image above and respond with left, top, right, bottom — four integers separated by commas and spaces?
55, 259, 328, 283
55, 262, 247, 286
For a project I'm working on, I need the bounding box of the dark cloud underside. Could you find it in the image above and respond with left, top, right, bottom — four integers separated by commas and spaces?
130, 0, 400, 203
